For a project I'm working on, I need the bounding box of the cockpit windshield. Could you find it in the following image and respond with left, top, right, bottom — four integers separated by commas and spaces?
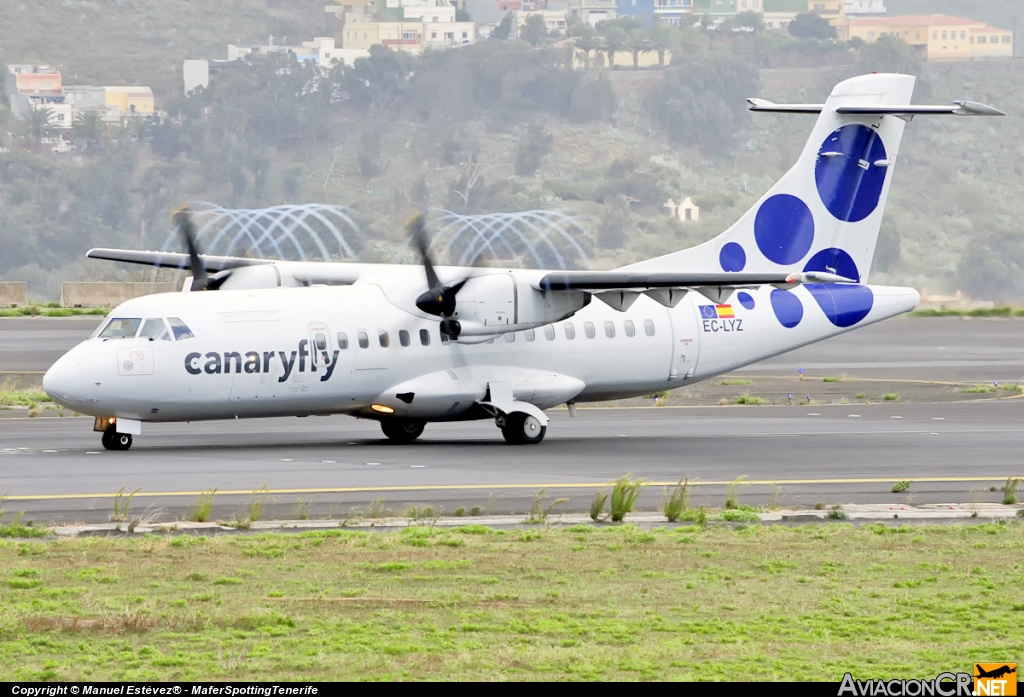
98, 318, 142, 339
167, 317, 194, 340
139, 318, 171, 341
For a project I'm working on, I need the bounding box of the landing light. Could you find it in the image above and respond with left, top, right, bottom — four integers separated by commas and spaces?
371, 404, 395, 414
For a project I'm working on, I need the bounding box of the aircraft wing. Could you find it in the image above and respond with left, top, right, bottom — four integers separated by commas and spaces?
87, 248, 272, 272
535, 271, 851, 291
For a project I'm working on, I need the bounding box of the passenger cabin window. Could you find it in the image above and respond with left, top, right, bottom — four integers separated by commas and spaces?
419, 329, 431, 346
525, 328, 535, 342
624, 320, 635, 337
564, 323, 575, 340
358, 331, 369, 349
584, 322, 595, 339
167, 317, 194, 341
314, 332, 328, 352
378, 330, 390, 348
399, 329, 411, 347
139, 318, 171, 341
337, 332, 349, 349
604, 321, 615, 338
644, 319, 656, 336
99, 318, 142, 339
504, 332, 515, 343
544, 325, 556, 341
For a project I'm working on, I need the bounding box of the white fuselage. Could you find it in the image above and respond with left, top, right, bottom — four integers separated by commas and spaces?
43, 270, 919, 424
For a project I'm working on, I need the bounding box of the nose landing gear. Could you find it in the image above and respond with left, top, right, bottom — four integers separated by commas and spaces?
498, 412, 547, 445
101, 427, 133, 451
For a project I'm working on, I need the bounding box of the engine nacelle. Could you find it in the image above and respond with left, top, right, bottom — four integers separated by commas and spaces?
450, 272, 588, 337
184, 265, 303, 292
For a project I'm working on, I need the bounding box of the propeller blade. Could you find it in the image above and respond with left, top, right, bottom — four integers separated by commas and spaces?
406, 213, 441, 292
172, 206, 210, 290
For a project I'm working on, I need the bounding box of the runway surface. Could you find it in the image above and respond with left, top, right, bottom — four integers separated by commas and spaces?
2, 401, 1022, 522
5, 315, 1024, 382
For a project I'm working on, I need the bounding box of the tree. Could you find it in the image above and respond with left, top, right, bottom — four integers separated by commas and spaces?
788, 12, 837, 40
626, 29, 652, 68
734, 10, 764, 33
514, 122, 553, 176
648, 23, 678, 68
23, 107, 59, 151
873, 217, 901, 273
569, 75, 617, 122
491, 12, 514, 41
601, 26, 629, 68
857, 34, 923, 75
522, 14, 549, 47
73, 110, 105, 146
574, 25, 601, 68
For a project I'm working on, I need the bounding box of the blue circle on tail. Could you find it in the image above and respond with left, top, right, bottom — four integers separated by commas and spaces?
805, 283, 874, 327
719, 242, 746, 272
754, 194, 815, 265
770, 288, 803, 328
815, 124, 887, 223
803, 247, 861, 283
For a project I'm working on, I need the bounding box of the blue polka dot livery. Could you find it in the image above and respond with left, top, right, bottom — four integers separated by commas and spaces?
754, 194, 815, 265
736, 291, 755, 310
770, 288, 803, 328
815, 124, 887, 223
719, 242, 746, 272
803, 247, 861, 283
805, 283, 874, 328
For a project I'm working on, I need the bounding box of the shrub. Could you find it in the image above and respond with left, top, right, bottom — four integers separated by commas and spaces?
189, 488, 217, 522
884, 393, 899, 401
609, 475, 646, 523
725, 476, 749, 509
1002, 477, 1021, 505
891, 480, 912, 493
662, 478, 690, 522
590, 489, 608, 522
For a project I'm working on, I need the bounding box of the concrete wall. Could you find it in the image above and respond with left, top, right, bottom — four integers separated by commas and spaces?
62, 282, 175, 308
0, 282, 28, 307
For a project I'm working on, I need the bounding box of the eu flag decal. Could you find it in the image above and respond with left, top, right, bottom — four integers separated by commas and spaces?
700, 304, 735, 319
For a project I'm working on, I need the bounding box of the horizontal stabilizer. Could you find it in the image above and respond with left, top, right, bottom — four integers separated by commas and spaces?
747, 98, 1006, 117
87, 248, 270, 272
535, 271, 855, 292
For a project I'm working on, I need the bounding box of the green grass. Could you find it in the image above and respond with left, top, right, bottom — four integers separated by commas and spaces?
1, 524, 1023, 680
883, 394, 899, 402
0, 379, 52, 408
822, 375, 845, 383
732, 395, 770, 405
910, 307, 1023, 318
715, 379, 752, 386
962, 385, 997, 394
0, 307, 107, 317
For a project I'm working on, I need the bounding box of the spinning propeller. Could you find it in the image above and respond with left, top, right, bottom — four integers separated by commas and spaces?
172, 206, 232, 291
407, 213, 466, 339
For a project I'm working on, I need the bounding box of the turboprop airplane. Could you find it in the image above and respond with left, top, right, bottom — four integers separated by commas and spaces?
43, 73, 1004, 450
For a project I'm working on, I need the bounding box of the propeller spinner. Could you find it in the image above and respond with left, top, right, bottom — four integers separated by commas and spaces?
407, 213, 466, 339
172, 206, 232, 291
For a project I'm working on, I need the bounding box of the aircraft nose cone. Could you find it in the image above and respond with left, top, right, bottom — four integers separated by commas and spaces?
43, 352, 85, 408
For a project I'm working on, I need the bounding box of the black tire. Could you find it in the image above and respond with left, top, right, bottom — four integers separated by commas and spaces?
101, 428, 132, 451
500, 412, 546, 445
380, 419, 426, 443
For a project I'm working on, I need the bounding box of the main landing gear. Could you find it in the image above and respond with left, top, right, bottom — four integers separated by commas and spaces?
499, 412, 546, 445
381, 418, 426, 443
101, 427, 132, 451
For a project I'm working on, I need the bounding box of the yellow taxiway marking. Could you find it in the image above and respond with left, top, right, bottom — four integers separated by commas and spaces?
5, 476, 1019, 501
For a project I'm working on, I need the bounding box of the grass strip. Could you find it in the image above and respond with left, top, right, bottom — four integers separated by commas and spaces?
1, 523, 1023, 680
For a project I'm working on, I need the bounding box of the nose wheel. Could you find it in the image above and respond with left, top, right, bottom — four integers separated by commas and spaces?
381, 419, 426, 443
101, 427, 133, 451
500, 412, 547, 445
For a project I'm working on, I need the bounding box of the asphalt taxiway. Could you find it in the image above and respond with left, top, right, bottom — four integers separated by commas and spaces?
2, 401, 1021, 523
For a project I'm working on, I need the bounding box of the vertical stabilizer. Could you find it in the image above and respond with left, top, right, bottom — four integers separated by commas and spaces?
624, 73, 916, 284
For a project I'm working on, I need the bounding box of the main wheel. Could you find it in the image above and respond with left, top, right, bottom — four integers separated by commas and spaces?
101, 428, 132, 451
380, 419, 426, 443
500, 412, 546, 445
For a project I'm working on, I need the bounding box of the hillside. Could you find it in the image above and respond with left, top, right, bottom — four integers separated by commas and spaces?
1, 13, 1022, 302
0, 0, 331, 98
